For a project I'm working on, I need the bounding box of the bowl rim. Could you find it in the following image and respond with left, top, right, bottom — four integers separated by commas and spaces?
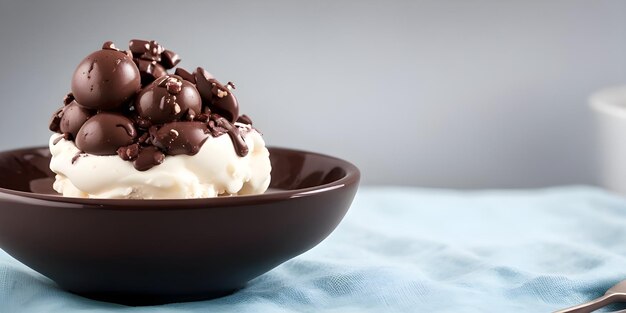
0, 146, 360, 210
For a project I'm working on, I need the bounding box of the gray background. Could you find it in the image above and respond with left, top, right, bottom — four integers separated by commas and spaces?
0, 0, 625, 188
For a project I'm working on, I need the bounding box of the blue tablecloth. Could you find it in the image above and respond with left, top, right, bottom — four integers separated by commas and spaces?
2, 186, 626, 312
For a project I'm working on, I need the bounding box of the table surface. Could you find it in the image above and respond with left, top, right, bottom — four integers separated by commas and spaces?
1, 186, 625, 313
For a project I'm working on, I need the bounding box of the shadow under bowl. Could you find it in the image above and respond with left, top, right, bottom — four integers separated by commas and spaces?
0, 146, 360, 305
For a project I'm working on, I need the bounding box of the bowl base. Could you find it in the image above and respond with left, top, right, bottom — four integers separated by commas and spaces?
73, 287, 243, 306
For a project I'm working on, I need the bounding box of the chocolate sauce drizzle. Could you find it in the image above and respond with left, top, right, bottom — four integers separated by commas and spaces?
216, 117, 249, 157
53, 133, 70, 145
71, 152, 86, 164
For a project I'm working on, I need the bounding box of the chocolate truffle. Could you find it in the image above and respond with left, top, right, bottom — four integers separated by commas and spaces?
75, 112, 137, 155
71, 48, 141, 110
150, 121, 210, 155
135, 75, 202, 124
195, 67, 239, 122
60, 101, 94, 139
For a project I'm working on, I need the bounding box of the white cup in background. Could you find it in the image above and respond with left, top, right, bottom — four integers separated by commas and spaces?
590, 85, 626, 195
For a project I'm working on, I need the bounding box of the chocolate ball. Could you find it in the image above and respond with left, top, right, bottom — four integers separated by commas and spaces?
71, 48, 141, 110
135, 75, 202, 124
75, 112, 137, 155
60, 101, 94, 139
195, 67, 239, 122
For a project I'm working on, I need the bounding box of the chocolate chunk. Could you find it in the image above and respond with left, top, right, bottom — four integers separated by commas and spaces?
135, 75, 201, 124
135, 59, 167, 86
133, 146, 165, 171
63, 93, 75, 106
194, 67, 214, 95
117, 143, 140, 161
185, 109, 197, 121
195, 67, 239, 122
129, 39, 180, 71
102, 41, 119, 51
174, 68, 196, 83
140, 40, 164, 62
160, 50, 181, 69
133, 114, 152, 130
150, 121, 210, 155
71, 47, 141, 110
195, 113, 210, 123
129, 39, 150, 57
211, 81, 239, 122
207, 116, 226, 137
236, 114, 252, 125
137, 132, 150, 144
60, 101, 94, 139
49, 107, 64, 133
75, 112, 137, 155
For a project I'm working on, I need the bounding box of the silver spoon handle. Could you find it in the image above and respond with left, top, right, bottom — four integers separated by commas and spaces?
553, 295, 614, 313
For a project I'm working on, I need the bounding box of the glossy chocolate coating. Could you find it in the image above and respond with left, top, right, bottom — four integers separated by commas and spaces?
150, 122, 210, 155
71, 49, 141, 110
195, 67, 239, 122
60, 101, 94, 139
174, 68, 196, 83
160, 50, 181, 69
135, 75, 202, 124
133, 146, 165, 171
135, 59, 167, 86
116, 143, 140, 161
129, 39, 151, 57
75, 113, 137, 155
49, 107, 63, 133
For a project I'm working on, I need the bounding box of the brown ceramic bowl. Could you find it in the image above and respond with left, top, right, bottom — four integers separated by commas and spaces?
0, 146, 359, 305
